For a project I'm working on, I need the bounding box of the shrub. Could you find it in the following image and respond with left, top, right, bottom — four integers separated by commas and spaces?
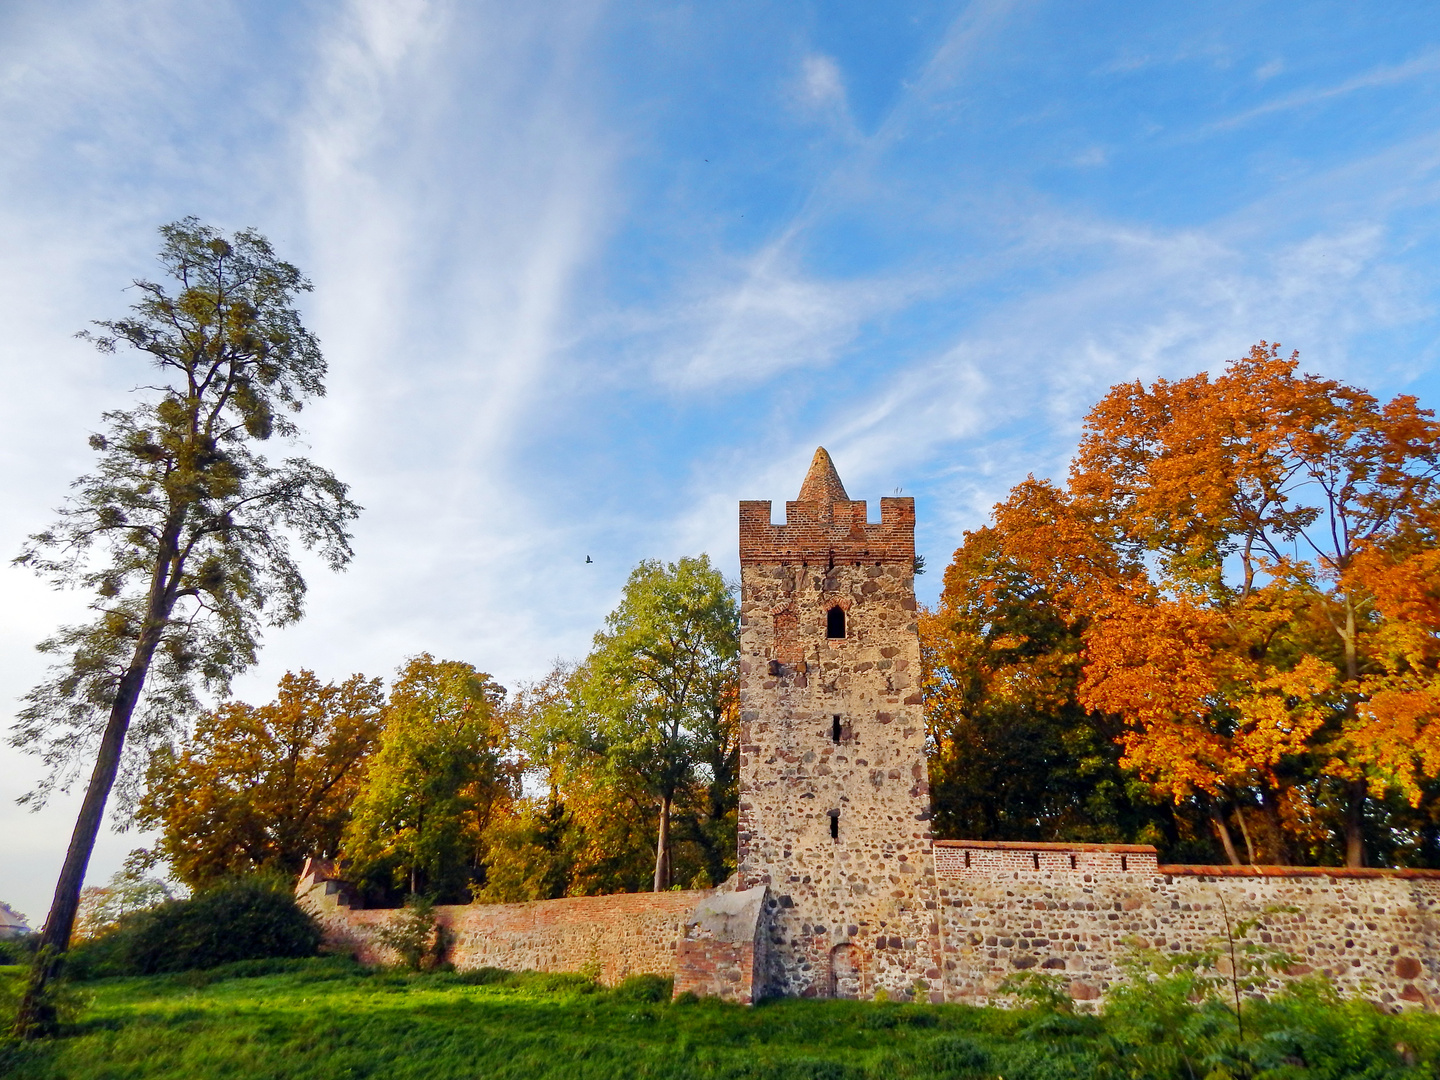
0, 936, 37, 965
69, 877, 320, 978
611, 973, 672, 1003
374, 896, 442, 970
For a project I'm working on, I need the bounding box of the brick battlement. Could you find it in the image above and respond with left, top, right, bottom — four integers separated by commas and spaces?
739, 497, 914, 566
933, 840, 1159, 876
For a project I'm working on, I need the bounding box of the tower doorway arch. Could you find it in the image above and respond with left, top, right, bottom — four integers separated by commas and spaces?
830, 943, 865, 999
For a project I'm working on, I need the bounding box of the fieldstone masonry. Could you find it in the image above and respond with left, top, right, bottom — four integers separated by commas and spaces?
299, 448, 1440, 1010
737, 447, 940, 1000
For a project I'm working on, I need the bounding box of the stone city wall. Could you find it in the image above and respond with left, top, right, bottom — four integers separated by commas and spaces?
297, 861, 710, 986
933, 842, 1440, 1011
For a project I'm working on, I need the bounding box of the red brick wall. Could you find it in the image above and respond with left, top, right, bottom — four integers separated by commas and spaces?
934, 840, 1159, 876
739, 498, 914, 565
673, 939, 759, 1003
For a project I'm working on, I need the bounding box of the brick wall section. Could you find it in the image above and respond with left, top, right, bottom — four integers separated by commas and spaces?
935, 840, 1158, 876
932, 844, 1440, 1010
739, 498, 916, 566
674, 940, 760, 1003
298, 865, 709, 986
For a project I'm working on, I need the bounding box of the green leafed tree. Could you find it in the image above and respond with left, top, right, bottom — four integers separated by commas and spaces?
342, 655, 512, 902
574, 555, 738, 891
10, 219, 359, 1037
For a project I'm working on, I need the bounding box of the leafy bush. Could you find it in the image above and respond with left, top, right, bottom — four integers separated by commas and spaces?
0, 936, 38, 965
611, 973, 672, 1003
68, 877, 319, 978
374, 895, 443, 970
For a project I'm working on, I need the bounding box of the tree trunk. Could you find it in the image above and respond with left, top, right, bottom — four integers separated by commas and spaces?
1260, 790, 1290, 865
15, 516, 182, 1039
1209, 803, 1243, 866
1233, 805, 1257, 865
1345, 778, 1367, 868
13, 662, 150, 1037
652, 795, 672, 892
1341, 595, 1366, 869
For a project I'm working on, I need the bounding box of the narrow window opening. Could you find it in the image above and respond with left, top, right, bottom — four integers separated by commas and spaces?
1069, 854, 1077, 870
1032, 852, 1040, 870
1121, 855, 1128, 871
829, 812, 839, 841
826, 606, 846, 639
964, 850, 971, 868
831, 715, 842, 744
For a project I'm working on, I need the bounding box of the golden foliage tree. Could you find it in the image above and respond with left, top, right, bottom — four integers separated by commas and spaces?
138, 670, 384, 889
939, 345, 1440, 867
922, 513, 1183, 854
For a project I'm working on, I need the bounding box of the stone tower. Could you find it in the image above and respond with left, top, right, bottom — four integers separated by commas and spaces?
737, 448, 940, 999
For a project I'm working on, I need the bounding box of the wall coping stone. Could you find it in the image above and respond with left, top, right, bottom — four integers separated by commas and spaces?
1158, 864, 1440, 879
933, 840, 1158, 854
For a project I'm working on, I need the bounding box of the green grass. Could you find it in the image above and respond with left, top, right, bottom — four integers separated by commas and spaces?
3, 960, 1439, 1080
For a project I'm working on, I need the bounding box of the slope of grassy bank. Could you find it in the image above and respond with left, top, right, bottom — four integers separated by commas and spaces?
3, 959, 1440, 1080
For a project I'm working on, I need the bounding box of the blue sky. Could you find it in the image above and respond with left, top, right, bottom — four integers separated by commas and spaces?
4, 0, 1440, 921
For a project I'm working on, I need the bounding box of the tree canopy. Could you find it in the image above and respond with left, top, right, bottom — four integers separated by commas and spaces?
341, 655, 513, 902
930, 344, 1440, 867
138, 670, 384, 889
571, 555, 739, 891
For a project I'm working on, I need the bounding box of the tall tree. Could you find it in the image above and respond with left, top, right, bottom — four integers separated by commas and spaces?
1071, 345, 1440, 865
574, 555, 738, 891
137, 670, 384, 889
10, 220, 359, 1036
946, 345, 1440, 867
922, 522, 1189, 855
342, 655, 512, 902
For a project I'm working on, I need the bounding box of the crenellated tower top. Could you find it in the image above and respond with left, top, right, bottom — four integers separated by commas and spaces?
739, 447, 914, 567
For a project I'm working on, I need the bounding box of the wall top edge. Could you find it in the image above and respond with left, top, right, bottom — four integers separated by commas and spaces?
933, 840, 1157, 854
1157, 864, 1440, 879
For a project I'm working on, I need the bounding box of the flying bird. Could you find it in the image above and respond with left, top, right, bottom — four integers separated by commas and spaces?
586, 556, 593, 563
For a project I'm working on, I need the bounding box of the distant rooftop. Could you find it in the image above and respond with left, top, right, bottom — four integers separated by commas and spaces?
0, 901, 31, 937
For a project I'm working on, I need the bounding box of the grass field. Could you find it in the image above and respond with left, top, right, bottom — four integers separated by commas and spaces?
3, 958, 1440, 1079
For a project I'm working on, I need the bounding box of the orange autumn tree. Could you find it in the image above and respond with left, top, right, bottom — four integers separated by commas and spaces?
139, 670, 385, 888
923, 480, 1192, 852
943, 344, 1440, 866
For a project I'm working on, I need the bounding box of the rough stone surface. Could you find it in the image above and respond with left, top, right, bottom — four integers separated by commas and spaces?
933, 851, 1440, 1010
673, 885, 770, 1003
738, 449, 941, 1000
298, 859, 707, 986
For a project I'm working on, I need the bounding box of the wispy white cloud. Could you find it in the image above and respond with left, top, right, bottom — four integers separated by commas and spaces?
798, 54, 847, 114
1203, 49, 1440, 134
652, 247, 916, 389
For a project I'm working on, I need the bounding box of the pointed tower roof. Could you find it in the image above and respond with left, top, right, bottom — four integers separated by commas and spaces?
796, 446, 850, 504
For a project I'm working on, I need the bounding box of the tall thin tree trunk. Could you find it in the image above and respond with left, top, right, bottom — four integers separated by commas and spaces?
13, 663, 149, 1037
1234, 805, 1257, 865
1260, 790, 1289, 865
1341, 595, 1366, 868
1209, 804, 1243, 866
1345, 778, 1367, 869
653, 795, 672, 892
15, 519, 180, 1039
